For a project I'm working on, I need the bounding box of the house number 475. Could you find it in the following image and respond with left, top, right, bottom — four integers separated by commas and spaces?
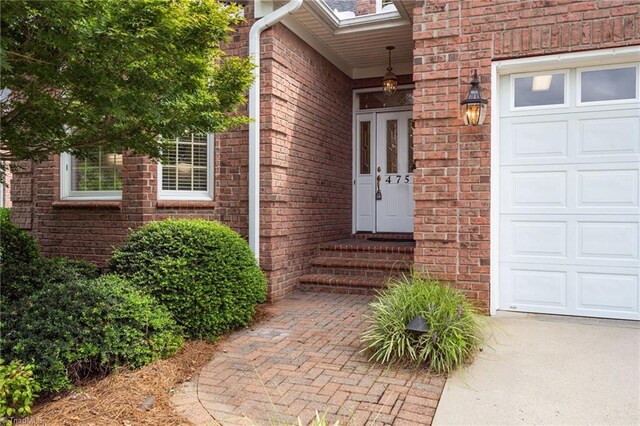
385, 175, 410, 184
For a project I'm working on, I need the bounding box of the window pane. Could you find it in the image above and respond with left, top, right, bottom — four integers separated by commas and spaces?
386, 120, 398, 174
359, 89, 413, 110
70, 149, 122, 192
581, 67, 637, 102
193, 168, 208, 191
514, 73, 565, 107
161, 134, 210, 193
162, 167, 176, 191
359, 121, 371, 175
408, 119, 414, 173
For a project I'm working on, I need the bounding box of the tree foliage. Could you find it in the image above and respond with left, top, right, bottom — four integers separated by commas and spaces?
0, 0, 254, 163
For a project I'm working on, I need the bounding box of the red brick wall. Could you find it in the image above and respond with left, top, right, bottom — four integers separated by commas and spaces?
260, 23, 354, 299
412, 0, 640, 310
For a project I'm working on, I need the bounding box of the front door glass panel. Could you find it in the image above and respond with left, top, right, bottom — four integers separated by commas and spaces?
386, 120, 398, 174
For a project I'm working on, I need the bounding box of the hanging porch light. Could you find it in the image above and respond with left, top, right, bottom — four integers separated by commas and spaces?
461, 70, 488, 126
382, 46, 398, 97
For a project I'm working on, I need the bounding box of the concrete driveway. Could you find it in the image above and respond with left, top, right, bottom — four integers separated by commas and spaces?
434, 312, 640, 426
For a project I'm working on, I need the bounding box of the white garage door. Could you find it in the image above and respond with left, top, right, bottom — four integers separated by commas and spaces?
499, 61, 640, 320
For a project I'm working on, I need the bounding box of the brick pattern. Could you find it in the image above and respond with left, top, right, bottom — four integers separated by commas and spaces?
258, 23, 354, 299
173, 292, 445, 426
412, 0, 640, 311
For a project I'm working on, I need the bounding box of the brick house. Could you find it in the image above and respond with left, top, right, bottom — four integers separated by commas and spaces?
10, 1, 640, 320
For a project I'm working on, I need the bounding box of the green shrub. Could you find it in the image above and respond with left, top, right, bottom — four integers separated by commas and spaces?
0, 208, 9, 222
0, 360, 41, 421
2, 275, 183, 392
0, 211, 41, 301
110, 219, 267, 340
38, 257, 101, 285
361, 274, 482, 374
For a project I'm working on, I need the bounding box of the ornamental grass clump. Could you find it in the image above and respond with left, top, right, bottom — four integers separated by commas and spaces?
361, 274, 482, 374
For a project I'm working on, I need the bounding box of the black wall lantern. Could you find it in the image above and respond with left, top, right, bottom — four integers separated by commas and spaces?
461, 70, 488, 126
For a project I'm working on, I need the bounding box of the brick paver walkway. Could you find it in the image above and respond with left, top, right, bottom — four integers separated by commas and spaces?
173, 292, 445, 425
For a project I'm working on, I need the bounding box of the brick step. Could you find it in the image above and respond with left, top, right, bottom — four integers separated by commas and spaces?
309, 266, 409, 278
310, 256, 412, 272
318, 239, 414, 261
299, 273, 387, 288
298, 273, 388, 295
353, 233, 414, 242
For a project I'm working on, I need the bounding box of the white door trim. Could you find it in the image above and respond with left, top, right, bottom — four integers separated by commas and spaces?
489, 45, 640, 317
352, 85, 414, 233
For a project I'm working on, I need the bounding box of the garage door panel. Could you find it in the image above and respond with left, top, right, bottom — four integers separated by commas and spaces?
501, 110, 640, 167
501, 215, 639, 268
579, 116, 640, 156
510, 121, 568, 159
502, 170, 567, 209
501, 164, 639, 215
577, 272, 639, 316
577, 169, 639, 207
500, 264, 569, 314
510, 221, 567, 258
500, 263, 640, 320
577, 221, 639, 261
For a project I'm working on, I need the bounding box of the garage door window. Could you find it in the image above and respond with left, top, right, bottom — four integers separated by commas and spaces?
579, 65, 638, 104
512, 72, 567, 109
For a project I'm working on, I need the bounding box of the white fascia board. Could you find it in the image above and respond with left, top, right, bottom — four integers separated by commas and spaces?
494, 46, 640, 75
280, 16, 353, 77
304, 0, 340, 32
334, 16, 409, 35
353, 62, 413, 79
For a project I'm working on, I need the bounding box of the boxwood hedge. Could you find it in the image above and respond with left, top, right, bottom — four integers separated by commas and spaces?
110, 219, 267, 340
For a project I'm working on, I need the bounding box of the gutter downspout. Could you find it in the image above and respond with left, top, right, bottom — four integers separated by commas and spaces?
248, 0, 303, 260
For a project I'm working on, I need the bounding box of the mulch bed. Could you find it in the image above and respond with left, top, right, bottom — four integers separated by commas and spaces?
30, 303, 274, 425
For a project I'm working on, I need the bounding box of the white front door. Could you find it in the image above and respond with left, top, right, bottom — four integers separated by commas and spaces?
355, 110, 414, 233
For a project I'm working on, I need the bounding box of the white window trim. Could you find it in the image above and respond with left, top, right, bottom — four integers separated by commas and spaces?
509, 69, 570, 112
60, 153, 122, 201
157, 133, 214, 201
576, 63, 640, 107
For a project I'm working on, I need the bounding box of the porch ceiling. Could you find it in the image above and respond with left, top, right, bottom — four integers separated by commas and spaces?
277, 0, 414, 79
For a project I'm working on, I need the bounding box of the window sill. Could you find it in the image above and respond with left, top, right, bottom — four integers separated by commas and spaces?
52, 201, 122, 210
156, 200, 217, 209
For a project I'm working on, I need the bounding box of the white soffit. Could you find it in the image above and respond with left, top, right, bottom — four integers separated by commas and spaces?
275, 0, 414, 79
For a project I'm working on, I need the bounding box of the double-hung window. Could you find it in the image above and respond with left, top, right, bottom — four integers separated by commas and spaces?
60, 149, 123, 200
158, 133, 214, 200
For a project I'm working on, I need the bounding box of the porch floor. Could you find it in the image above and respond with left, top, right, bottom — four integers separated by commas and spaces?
172, 292, 444, 425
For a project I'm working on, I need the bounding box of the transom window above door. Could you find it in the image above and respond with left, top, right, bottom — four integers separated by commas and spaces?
358, 89, 413, 110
